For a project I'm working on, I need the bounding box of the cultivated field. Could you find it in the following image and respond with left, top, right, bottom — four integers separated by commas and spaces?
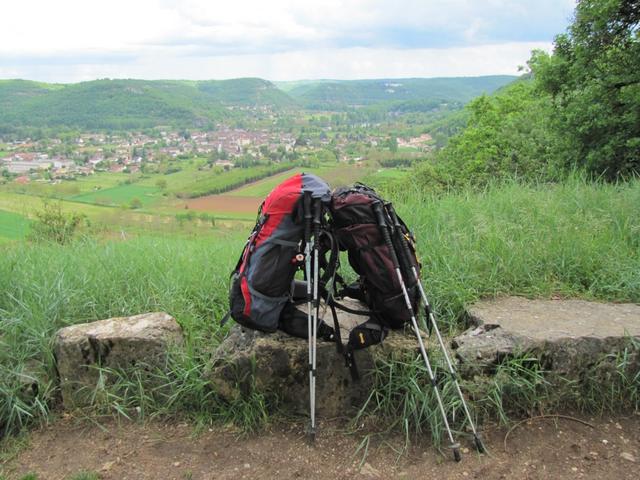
70, 184, 161, 207
0, 162, 369, 237
183, 195, 262, 216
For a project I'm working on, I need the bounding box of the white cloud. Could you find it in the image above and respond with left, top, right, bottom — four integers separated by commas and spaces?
0, 42, 552, 82
0, 0, 572, 81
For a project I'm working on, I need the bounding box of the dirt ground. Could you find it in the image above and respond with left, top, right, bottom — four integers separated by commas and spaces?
2, 414, 639, 480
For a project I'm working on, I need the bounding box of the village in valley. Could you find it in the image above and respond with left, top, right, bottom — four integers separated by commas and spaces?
0, 128, 298, 182
0, 125, 433, 186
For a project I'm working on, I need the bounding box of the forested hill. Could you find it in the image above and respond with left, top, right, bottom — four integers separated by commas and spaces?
0, 75, 517, 132
276, 76, 517, 110
0, 78, 296, 131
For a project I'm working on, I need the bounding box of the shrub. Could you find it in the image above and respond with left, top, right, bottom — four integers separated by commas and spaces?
27, 202, 84, 245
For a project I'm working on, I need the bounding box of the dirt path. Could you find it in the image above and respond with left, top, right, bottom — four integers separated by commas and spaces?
2, 414, 639, 479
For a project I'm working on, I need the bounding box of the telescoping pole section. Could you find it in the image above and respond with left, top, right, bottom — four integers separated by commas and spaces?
302, 192, 315, 440
386, 204, 485, 454
372, 201, 462, 462
310, 198, 322, 441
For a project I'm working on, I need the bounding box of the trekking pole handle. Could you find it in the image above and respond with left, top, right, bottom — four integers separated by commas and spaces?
303, 191, 312, 243
303, 191, 312, 220
312, 198, 322, 226
372, 202, 401, 269
372, 200, 388, 228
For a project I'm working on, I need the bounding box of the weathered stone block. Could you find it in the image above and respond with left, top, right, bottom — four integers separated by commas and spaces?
54, 312, 183, 408
208, 299, 425, 416
453, 297, 640, 377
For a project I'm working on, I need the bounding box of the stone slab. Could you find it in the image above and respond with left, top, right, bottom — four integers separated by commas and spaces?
54, 312, 183, 408
453, 297, 640, 376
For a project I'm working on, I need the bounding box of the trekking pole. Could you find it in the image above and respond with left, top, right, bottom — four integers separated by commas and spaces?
303, 191, 315, 441
372, 201, 462, 462
386, 204, 485, 454
310, 197, 322, 442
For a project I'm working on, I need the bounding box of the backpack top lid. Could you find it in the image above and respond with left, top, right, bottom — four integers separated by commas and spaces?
300, 172, 332, 202
330, 184, 383, 228
252, 172, 331, 248
262, 172, 331, 216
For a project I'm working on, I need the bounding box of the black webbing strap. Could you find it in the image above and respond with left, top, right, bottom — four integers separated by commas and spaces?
319, 229, 339, 286
346, 347, 360, 381
329, 301, 344, 355
329, 297, 360, 381
329, 297, 373, 317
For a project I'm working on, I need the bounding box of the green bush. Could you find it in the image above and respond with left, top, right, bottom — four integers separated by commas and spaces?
26, 202, 85, 245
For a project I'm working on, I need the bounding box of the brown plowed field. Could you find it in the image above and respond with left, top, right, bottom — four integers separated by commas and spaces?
183, 195, 262, 214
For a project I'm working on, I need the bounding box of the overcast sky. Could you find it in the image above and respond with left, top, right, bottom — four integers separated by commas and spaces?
0, 0, 576, 83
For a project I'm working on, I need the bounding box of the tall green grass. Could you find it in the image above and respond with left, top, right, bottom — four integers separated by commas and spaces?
0, 233, 244, 438
1, 176, 638, 441
391, 175, 640, 329
355, 175, 639, 445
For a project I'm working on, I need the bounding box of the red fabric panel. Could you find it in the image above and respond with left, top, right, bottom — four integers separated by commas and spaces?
254, 173, 302, 248
241, 275, 251, 316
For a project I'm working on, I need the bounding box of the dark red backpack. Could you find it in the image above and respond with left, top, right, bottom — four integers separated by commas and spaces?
329, 183, 420, 330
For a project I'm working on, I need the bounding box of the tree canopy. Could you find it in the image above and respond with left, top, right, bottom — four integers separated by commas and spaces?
530, 0, 640, 179
415, 0, 639, 191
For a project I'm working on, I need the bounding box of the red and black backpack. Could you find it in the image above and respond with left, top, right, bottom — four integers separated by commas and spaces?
229, 172, 332, 334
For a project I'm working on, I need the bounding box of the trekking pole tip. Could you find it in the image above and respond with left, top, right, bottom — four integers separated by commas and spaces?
307, 427, 317, 444
452, 444, 462, 462
473, 434, 486, 454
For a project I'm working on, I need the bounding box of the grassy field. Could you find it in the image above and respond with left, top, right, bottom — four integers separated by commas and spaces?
0, 191, 224, 237
0, 191, 114, 218
0, 210, 29, 243
363, 167, 410, 188
1, 177, 638, 441
227, 163, 371, 197
3, 172, 134, 198
70, 184, 162, 207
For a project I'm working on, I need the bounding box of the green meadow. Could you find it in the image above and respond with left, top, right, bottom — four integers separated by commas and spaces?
70, 184, 161, 207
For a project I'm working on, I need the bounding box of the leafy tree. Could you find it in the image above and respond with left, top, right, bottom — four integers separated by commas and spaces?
530, 0, 640, 178
415, 80, 565, 190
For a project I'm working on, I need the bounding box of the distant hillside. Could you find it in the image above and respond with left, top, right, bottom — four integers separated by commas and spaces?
277, 76, 517, 110
0, 78, 297, 131
0, 75, 518, 132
